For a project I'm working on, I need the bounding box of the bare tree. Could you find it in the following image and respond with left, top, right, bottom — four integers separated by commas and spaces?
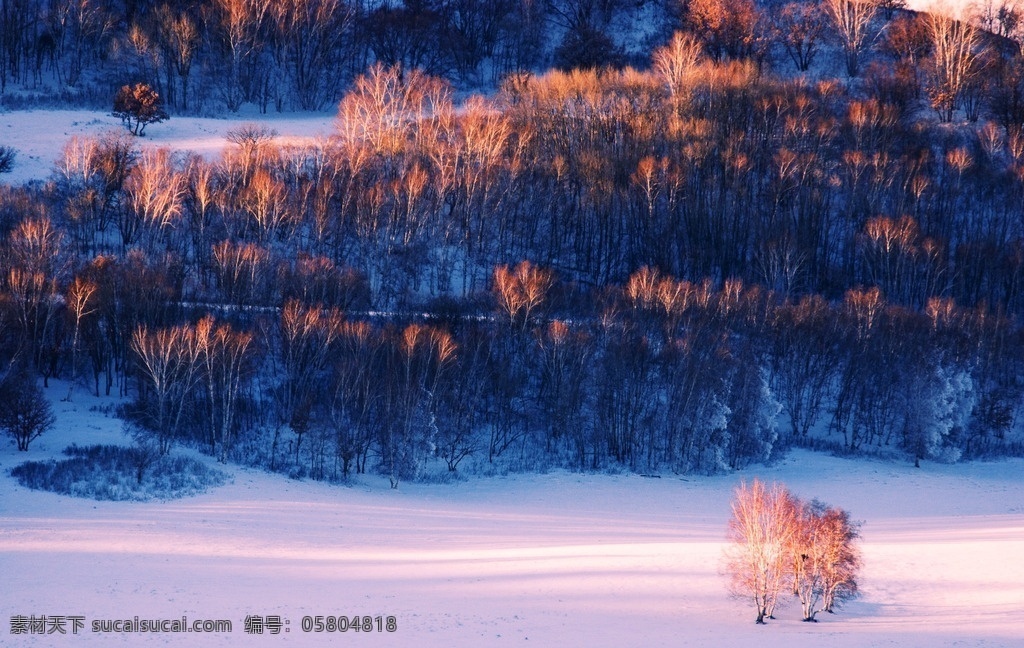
3, 217, 67, 371
213, 0, 272, 111
726, 481, 862, 623
270, 0, 353, 110
54, 132, 138, 250
335, 63, 452, 156
769, 295, 840, 439
792, 497, 860, 621
49, 0, 114, 87
271, 300, 344, 464
652, 31, 704, 102
812, 502, 862, 613
493, 261, 555, 331
130, 323, 203, 454
377, 323, 460, 487
924, 6, 980, 122
327, 320, 384, 478
858, 215, 920, 303
971, 0, 1022, 39
153, 4, 201, 111
686, 0, 769, 63
195, 316, 254, 461
238, 168, 290, 241
122, 148, 184, 249
64, 276, 98, 401
823, 0, 879, 77
211, 241, 272, 307
537, 319, 591, 465
773, 1, 827, 72
725, 479, 800, 624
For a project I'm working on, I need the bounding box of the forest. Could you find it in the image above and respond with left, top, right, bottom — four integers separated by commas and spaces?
3, 0, 1024, 485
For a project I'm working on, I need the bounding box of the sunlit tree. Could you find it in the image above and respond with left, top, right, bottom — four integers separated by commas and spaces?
823, 0, 879, 76
725, 479, 800, 624
113, 83, 169, 136
924, 7, 980, 122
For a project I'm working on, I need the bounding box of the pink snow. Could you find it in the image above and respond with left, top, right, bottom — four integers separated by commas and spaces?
1, 389, 1022, 646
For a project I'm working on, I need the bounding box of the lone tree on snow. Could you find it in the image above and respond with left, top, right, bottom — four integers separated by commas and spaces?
0, 372, 56, 451
724, 479, 861, 623
113, 83, 168, 136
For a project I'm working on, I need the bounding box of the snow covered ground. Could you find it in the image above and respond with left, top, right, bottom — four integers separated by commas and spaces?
1, 384, 1023, 647
0, 108, 336, 187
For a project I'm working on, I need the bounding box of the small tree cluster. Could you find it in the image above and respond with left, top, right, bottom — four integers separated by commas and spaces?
725, 479, 860, 624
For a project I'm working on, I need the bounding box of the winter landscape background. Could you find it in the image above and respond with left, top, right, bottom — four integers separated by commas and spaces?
3, 0, 1024, 645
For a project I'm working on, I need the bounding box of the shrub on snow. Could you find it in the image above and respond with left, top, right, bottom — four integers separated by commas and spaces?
10, 444, 228, 501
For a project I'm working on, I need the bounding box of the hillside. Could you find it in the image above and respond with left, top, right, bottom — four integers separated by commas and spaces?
2, 2, 1024, 645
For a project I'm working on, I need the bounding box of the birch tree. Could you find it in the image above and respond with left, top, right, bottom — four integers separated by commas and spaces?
924, 7, 980, 122
195, 316, 255, 462
824, 0, 879, 76
725, 479, 800, 624
130, 323, 203, 454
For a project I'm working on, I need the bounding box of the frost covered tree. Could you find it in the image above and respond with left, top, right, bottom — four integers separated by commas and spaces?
903, 357, 974, 466
0, 371, 56, 451
769, 295, 840, 439
726, 349, 781, 470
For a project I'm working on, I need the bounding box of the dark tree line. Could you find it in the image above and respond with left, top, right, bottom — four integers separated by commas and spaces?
6, 7, 1024, 473
0, 0, 668, 110
2, 0, 1021, 122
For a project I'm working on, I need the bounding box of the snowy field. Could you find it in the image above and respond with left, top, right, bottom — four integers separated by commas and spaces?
1, 108, 336, 187
1, 385, 1023, 647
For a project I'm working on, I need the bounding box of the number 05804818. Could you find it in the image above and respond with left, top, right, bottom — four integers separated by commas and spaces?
300, 615, 397, 633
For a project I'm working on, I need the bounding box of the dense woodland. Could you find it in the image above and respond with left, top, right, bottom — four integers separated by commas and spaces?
0, 0, 682, 109
3, 0, 1024, 483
